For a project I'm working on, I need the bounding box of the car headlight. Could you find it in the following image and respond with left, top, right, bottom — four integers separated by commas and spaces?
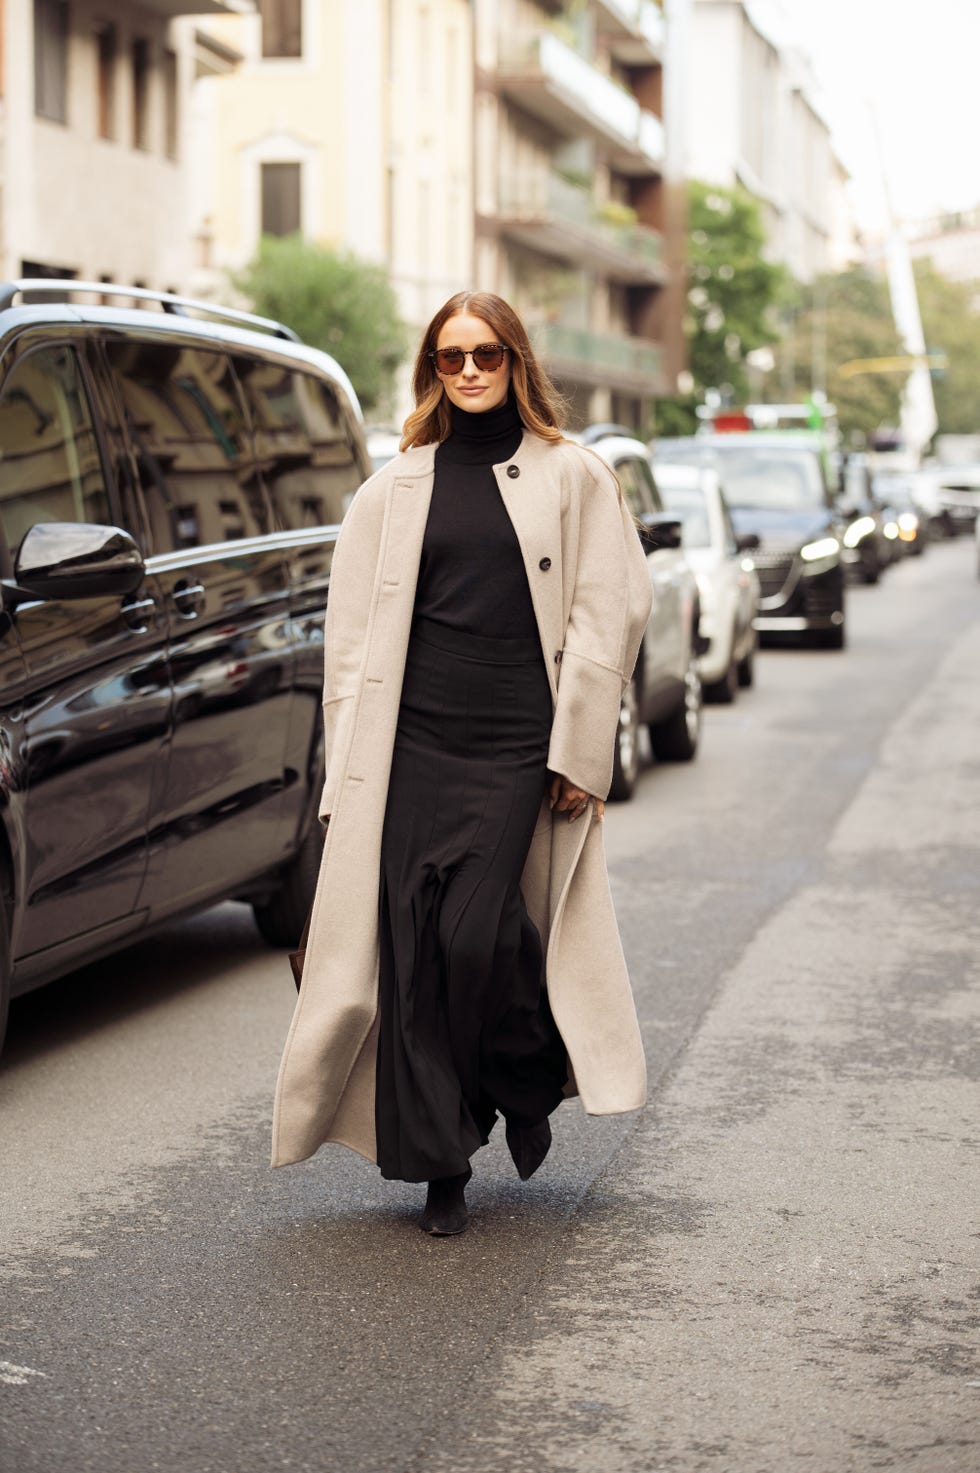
842, 516, 876, 549
898, 511, 918, 533
800, 536, 840, 563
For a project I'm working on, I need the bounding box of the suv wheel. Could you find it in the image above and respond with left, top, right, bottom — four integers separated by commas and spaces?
608, 677, 640, 801
650, 653, 702, 762
253, 820, 324, 948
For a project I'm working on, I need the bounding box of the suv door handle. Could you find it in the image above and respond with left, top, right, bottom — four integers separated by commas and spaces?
120, 595, 157, 633
171, 581, 206, 618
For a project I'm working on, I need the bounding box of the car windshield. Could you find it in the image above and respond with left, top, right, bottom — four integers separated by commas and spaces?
713, 448, 825, 511
659, 486, 711, 548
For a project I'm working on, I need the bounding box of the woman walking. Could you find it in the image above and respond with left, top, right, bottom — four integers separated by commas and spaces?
272, 292, 652, 1236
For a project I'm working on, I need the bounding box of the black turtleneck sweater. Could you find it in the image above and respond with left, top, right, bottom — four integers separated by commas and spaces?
414, 397, 539, 640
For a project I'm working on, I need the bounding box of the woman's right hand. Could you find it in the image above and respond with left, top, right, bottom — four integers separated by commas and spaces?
548, 773, 604, 823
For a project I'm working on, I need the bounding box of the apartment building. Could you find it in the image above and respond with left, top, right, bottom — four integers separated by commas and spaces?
189, 0, 474, 379
474, 0, 683, 428
0, 0, 243, 290
685, 0, 851, 281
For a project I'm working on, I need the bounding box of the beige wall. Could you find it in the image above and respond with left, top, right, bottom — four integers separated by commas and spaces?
192, 0, 473, 408
1, 0, 217, 288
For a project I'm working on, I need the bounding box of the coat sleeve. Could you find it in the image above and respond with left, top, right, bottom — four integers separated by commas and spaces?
317, 476, 387, 821
547, 451, 652, 801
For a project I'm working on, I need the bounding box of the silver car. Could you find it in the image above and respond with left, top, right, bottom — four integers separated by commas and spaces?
582, 434, 703, 801
654, 461, 761, 702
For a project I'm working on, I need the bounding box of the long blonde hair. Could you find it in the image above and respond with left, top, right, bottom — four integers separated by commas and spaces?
400, 291, 567, 450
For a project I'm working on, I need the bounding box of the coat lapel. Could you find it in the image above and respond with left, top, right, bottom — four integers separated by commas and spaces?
494, 432, 564, 700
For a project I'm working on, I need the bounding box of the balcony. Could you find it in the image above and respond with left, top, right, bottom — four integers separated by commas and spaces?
595, 0, 666, 64
140, 0, 239, 14
493, 174, 666, 284
532, 320, 667, 395
496, 33, 665, 175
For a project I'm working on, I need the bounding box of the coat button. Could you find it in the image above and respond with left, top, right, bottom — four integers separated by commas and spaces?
539, 557, 552, 571
554, 650, 563, 664
506, 464, 520, 478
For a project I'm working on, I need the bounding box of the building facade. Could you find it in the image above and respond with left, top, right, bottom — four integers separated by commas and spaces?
0, 0, 242, 290
189, 0, 474, 412
474, 0, 683, 428
685, 0, 851, 282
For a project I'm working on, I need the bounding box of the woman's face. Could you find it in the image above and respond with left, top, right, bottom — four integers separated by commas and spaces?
434, 313, 513, 413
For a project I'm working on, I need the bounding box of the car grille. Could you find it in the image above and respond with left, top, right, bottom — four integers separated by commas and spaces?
750, 549, 794, 600
805, 584, 842, 618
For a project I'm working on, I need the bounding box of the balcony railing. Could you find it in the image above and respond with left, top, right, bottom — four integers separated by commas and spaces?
498, 174, 664, 275
497, 32, 664, 172
532, 320, 665, 389
595, 0, 666, 62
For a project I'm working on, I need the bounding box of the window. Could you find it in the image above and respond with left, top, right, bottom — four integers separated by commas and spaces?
261, 162, 301, 237
104, 341, 271, 553
162, 49, 178, 159
0, 346, 110, 555
238, 360, 360, 529
34, 0, 69, 124
261, 0, 302, 59
96, 22, 116, 139
132, 37, 150, 151
614, 456, 658, 519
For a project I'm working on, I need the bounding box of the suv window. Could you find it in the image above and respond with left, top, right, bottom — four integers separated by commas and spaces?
614, 455, 657, 519
105, 339, 272, 552
0, 345, 111, 554
240, 360, 361, 528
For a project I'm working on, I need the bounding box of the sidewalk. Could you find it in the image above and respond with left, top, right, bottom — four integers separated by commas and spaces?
419, 625, 980, 1472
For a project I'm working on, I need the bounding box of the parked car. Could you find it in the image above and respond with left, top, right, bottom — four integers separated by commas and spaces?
652, 433, 847, 649
579, 433, 703, 800
654, 460, 761, 701
837, 452, 892, 583
872, 475, 928, 558
0, 279, 372, 1056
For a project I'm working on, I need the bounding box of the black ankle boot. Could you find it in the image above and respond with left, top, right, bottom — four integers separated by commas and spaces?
419, 1166, 472, 1236
506, 1118, 552, 1181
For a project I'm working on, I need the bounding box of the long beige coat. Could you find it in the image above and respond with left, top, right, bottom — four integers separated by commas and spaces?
271, 430, 652, 1167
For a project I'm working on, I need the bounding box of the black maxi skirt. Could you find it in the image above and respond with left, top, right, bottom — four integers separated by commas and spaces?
375, 615, 569, 1183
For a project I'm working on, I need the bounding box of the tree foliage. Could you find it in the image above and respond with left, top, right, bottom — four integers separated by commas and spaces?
776, 267, 907, 443
914, 260, 980, 434
654, 181, 789, 436
232, 236, 407, 414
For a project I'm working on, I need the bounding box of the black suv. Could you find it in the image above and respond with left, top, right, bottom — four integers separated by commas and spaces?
653, 433, 847, 649
0, 281, 370, 1054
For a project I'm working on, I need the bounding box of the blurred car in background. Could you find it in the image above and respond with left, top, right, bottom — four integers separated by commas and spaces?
654, 460, 761, 702
837, 452, 892, 583
580, 432, 703, 800
364, 425, 402, 474
652, 433, 847, 649
873, 472, 932, 556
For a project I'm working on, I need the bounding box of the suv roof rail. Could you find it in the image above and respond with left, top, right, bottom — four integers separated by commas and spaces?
579, 422, 636, 446
0, 279, 301, 342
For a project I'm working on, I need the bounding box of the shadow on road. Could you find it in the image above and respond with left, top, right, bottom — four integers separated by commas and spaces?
5, 902, 271, 1068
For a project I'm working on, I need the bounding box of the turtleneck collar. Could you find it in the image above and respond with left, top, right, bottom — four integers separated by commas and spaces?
438, 394, 524, 466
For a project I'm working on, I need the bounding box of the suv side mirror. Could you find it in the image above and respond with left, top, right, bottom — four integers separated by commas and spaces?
6, 522, 145, 605
735, 531, 760, 552
638, 512, 683, 553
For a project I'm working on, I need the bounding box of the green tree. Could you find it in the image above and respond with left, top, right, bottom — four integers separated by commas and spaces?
233, 236, 407, 415
777, 267, 907, 443
654, 180, 789, 436
914, 260, 980, 434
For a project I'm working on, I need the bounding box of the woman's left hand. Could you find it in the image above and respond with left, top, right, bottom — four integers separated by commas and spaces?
549, 773, 604, 824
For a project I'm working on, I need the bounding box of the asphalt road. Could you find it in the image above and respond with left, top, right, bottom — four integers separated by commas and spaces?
1, 539, 978, 1473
